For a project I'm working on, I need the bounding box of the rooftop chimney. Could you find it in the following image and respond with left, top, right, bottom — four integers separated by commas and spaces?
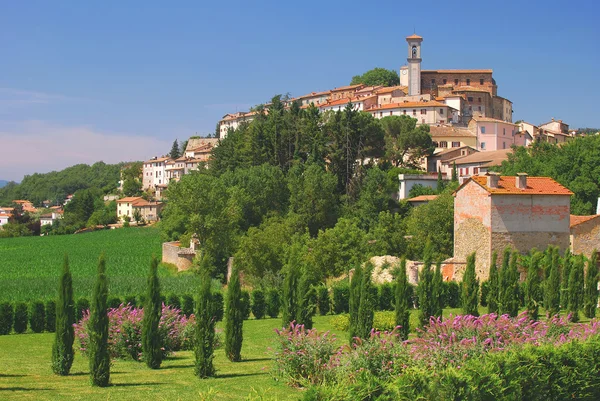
516, 173, 528, 189
487, 172, 500, 188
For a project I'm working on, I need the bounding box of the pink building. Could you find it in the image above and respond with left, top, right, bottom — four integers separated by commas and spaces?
468, 117, 519, 151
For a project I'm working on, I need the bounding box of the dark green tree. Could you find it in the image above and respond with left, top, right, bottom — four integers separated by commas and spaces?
142, 256, 162, 369
266, 288, 280, 318
487, 252, 499, 314
45, 300, 56, 332
348, 264, 363, 340
567, 256, 585, 322
545, 247, 561, 316
436, 168, 444, 193
584, 250, 599, 319
560, 250, 572, 309
525, 252, 542, 321
417, 243, 435, 327
13, 302, 27, 334
225, 266, 243, 362
350, 67, 400, 87
499, 248, 511, 314
451, 162, 458, 182
52, 255, 75, 375
29, 301, 45, 333
394, 259, 410, 340
0, 302, 13, 335
251, 289, 266, 320
296, 269, 316, 329
89, 254, 110, 387
169, 139, 180, 159
503, 251, 521, 317
281, 252, 301, 327
461, 253, 479, 316
432, 261, 444, 318
380, 115, 434, 168
195, 266, 216, 377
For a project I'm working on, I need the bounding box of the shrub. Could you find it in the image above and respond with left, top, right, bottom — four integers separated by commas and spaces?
378, 283, 394, 311
212, 291, 224, 322
107, 296, 122, 310
332, 283, 350, 314
29, 300, 46, 333
240, 290, 251, 320
181, 294, 194, 318
443, 281, 460, 308
331, 311, 396, 333
75, 298, 90, 322
316, 286, 330, 316
138, 294, 147, 307
124, 295, 137, 307
266, 288, 280, 318
45, 300, 57, 332
166, 294, 181, 310
251, 289, 266, 319
0, 302, 13, 335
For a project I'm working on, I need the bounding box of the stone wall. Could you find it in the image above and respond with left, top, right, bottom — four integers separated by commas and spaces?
571, 217, 600, 257
162, 241, 194, 272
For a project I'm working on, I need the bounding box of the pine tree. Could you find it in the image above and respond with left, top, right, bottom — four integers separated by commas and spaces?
584, 250, 598, 319
545, 247, 561, 316
348, 264, 363, 340
567, 256, 585, 322
461, 253, 479, 316
355, 263, 375, 340
394, 259, 410, 340
195, 266, 216, 377
418, 242, 434, 327
89, 254, 110, 387
52, 255, 75, 375
225, 266, 243, 362
525, 252, 541, 320
499, 248, 511, 314
451, 162, 458, 182
487, 252, 499, 314
432, 261, 444, 318
296, 269, 316, 329
169, 139, 180, 159
560, 249, 572, 309
142, 256, 162, 369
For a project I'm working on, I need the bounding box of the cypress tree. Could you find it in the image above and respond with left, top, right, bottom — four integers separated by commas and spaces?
348, 264, 363, 340
417, 243, 434, 327
461, 253, 479, 316
45, 300, 56, 333
487, 252, 499, 314
545, 247, 561, 316
499, 248, 511, 314
525, 252, 542, 321
567, 256, 585, 322
142, 256, 162, 369
89, 254, 110, 387
395, 259, 410, 340
225, 266, 243, 362
52, 255, 75, 375
436, 168, 444, 192
13, 302, 28, 334
452, 162, 458, 182
181, 294, 194, 318
560, 250, 572, 309
355, 263, 375, 340
195, 266, 216, 377
432, 261, 443, 318
169, 139, 180, 159
0, 302, 13, 335
584, 250, 599, 319
282, 244, 302, 327
505, 251, 521, 317
251, 289, 266, 320
29, 301, 46, 333
296, 269, 316, 329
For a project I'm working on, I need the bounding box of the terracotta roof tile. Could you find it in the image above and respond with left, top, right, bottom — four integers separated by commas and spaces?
570, 214, 600, 228
422, 69, 493, 74
429, 125, 476, 138
407, 195, 438, 202
330, 84, 365, 92
367, 101, 452, 112
406, 34, 423, 39
470, 176, 573, 196
375, 85, 407, 94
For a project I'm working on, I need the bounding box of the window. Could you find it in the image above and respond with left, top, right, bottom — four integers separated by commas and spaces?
503, 128, 506, 136
503, 142, 506, 149
403, 110, 407, 115
478, 106, 482, 111
440, 108, 444, 115
454, 79, 459, 85
413, 109, 417, 116
439, 141, 448, 148
452, 141, 460, 147
379, 112, 382, 117
481, 126, 486, 133
421, 109, 427, 115
466, 79, 471, 85
459, 168, 463, 175
390, 111, 393, 115
443, 79, 447, 84
480, 79, 484, 85
478, 97, 481, 103
481, 142, 486, 149
468, 97, 473, 102
431, 79, 435, 84
474, 167, 479, 174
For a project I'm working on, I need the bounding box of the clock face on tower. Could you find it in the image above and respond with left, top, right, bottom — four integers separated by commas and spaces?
402, 70, 407, 75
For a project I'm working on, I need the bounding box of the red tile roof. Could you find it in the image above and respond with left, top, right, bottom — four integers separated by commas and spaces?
422, 69, 493, 74
570, 214, 600, 228
330, 84, 365, 92
470, 176, 573, 196
407, 195, 438, 202
406, 34, 423, 40
367, 100, 451, 112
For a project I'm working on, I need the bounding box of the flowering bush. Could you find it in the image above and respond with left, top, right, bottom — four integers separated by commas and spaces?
74, 304, 208, 360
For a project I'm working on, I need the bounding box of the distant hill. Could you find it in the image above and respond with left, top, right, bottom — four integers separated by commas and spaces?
0, 180, 8, 188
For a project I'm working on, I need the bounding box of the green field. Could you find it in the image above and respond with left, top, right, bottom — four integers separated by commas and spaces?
0, 228, 201, 302
0, 315, 345, 401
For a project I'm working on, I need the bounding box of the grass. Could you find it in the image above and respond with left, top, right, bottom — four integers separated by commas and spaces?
0, 315, 346, 400
0, 227, 202, 302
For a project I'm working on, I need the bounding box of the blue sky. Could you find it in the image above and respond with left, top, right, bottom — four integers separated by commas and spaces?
1, 0, 599, 181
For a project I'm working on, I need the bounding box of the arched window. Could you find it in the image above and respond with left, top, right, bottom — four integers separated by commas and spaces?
412, 46, 417, 58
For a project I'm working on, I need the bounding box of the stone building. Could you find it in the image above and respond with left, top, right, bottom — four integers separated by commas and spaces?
448, 173, 572, 281
570, 215, 600, 257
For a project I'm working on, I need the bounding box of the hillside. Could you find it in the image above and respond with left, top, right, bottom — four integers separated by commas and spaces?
0, 180, 8, 188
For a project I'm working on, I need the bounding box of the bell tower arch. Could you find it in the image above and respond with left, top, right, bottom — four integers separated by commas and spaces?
406, 34, 423, 96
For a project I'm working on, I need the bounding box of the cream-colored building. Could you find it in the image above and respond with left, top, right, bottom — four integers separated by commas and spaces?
366, 101, 458, 125
429, 125, 477, 152
117, 197, 163, 222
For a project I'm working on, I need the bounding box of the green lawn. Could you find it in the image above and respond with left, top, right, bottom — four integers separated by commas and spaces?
0, 227, 201, 302
0, 315, 346, 401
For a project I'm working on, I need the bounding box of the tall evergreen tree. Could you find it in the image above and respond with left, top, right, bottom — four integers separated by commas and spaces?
169, 139, 180, 159
499, 248, 511, 314
584, 250, 599, 319
451, 162, 458, 182
195, 266, 216, 378
432, 261, 444, 318
142, 256, 162, 369
525, 252, 542, 321
560, 250, 572, 309
52, 254, 75, 375
545, 247, 561, 316
417, 242, 435, 327
355, 263, 375, 340
296, 269, 316, 329
487, 252, 499, 314
89, 254, 110, 387
281, 259, 300, 328
394, 259, 410, 340
461, 253, 479, 316
567, 256, 585, 322
225, 265, 243, 362
504, 251, 521, 317
436, 168, 444, 193
348, 264, 363, 340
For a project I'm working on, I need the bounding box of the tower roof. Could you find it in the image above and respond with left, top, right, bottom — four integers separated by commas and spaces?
406, 33, 423, 40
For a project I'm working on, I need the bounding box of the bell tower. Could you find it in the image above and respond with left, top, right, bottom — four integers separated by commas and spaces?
406, 33, 423, 96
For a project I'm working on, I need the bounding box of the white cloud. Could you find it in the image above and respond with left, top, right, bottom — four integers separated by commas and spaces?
0, 120, 171, 181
